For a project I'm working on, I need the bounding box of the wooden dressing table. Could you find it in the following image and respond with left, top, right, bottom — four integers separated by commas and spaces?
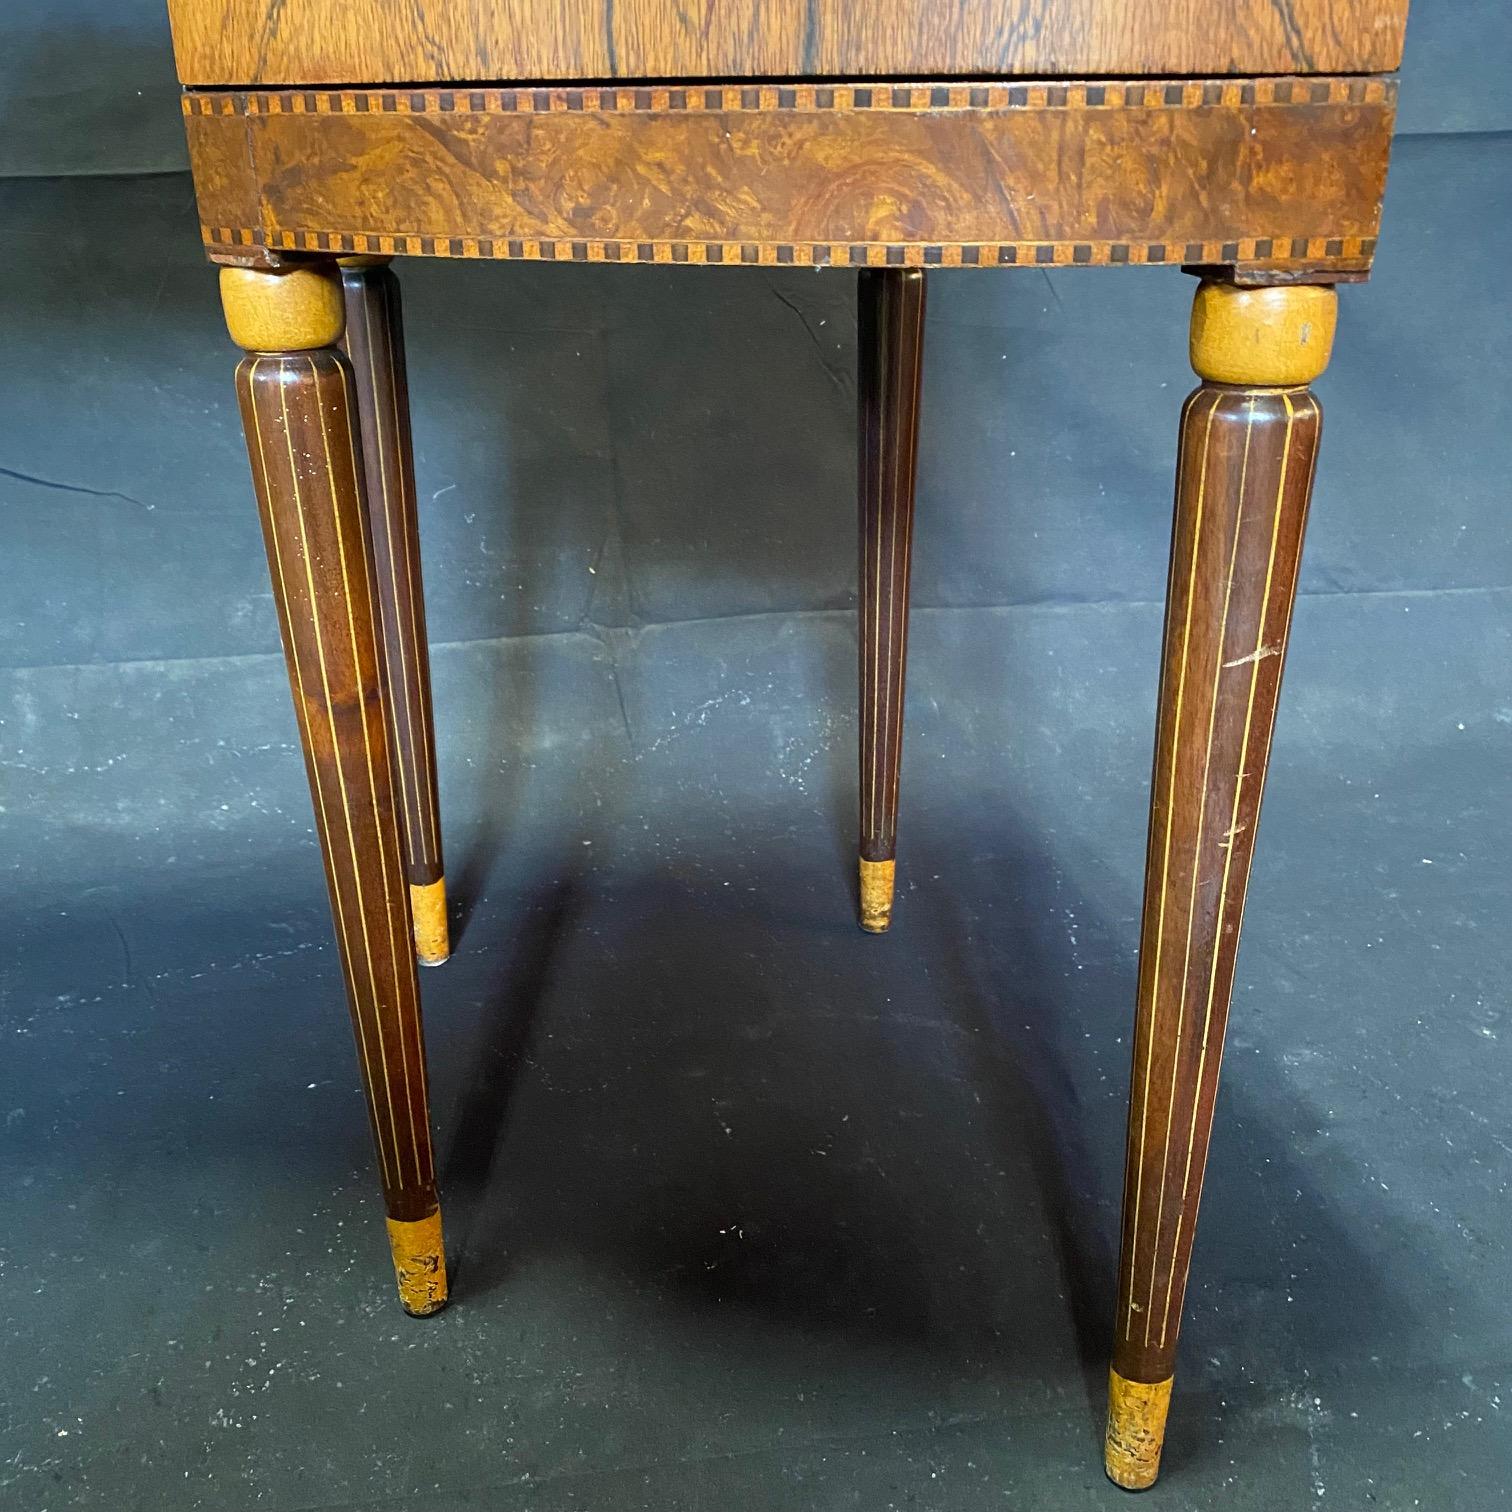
168, 0, 1408, 1488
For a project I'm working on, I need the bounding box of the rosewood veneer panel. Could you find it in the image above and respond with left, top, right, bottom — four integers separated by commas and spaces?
166, 0, 1409, 87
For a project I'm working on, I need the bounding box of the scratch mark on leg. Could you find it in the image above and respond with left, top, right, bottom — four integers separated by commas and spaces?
1223, 644, 1280, 669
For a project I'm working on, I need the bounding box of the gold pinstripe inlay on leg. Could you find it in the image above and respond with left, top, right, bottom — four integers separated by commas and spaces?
384, 278, 441, 866
861, 276, 923, 855
245, 358, 397, 1191
886, 285, 924, 833
866, 295, 886, 841
358, 289, 420, 866
1156, 393, 1297, 1345
278, 365, 410, 1189
370, 281, 441, 867
1142, 397, 1254, 1346
1124, 388, 1220, 1339
1121, 386, 1198, 1291
315, 358, 432, 1189
1166, 393, 1320, 1336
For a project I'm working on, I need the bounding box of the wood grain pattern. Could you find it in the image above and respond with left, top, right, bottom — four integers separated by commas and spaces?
338, 263, 445, 912
858, 268, 925, 933
165, 0, 1408, 86
1112, 287, 1327, 1402
184, 78, 1395, 279
233, 337, 441, 1231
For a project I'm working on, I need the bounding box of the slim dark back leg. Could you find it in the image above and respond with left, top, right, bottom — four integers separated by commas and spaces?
221, 263, 448, 1317
857, 267, 926, 932
1107, 278, 1337, 1488
338, 256, 449, 966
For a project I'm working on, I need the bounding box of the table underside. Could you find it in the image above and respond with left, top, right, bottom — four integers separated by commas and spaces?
186, 74, 1397, 282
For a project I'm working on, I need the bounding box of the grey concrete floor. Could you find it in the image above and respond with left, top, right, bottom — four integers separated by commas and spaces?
1, 133, 1510, 1510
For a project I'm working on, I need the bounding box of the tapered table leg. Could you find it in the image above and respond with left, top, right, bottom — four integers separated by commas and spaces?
338, 257, 449, 967
1107, 279, 1338, 1488
857, 268, 926, 932
221, 263, 448, 1316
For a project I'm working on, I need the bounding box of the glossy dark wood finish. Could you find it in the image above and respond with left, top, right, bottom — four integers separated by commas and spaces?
167, 0, 1408, 86
234, 344, 440, 1228
183, 78, 1395, 283
338, 261, 444, 898
858, 268, 925, 919
1113, 373, 1324, 1389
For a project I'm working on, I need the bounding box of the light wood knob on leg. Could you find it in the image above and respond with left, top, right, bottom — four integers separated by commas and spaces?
220, 264, 345, 352
1189, 280, 1337, 387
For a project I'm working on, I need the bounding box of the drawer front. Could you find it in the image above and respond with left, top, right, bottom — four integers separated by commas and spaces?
168, 0, 1409, 87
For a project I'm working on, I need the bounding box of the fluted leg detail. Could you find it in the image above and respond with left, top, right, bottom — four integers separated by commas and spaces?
222, 263, 447, 1317
857, 267, 926, 933
339, 257, 448, 966
1108, 279, 1337, 1486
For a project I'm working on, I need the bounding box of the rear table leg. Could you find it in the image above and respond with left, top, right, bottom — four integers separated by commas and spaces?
339, 256, 449, 966
857, 268, 926, 932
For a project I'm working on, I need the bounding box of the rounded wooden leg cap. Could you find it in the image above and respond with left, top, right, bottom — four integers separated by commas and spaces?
858, 858, 896, 933
1105, 1369, 1173, 1490
410, 879, 450, 966
387, 1210, 449, 1316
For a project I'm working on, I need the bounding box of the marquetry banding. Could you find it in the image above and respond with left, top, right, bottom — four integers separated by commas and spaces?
200, 231, 1380, 274
184, 74, 1394, 277
183, 75, 1391, 119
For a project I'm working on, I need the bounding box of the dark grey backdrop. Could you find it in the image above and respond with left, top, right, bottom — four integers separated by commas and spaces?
2, 5, 1511, 1511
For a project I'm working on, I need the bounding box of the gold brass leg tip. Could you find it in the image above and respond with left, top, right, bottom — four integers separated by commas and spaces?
410, 878, 450, 966
1104, 1369, 1173, 1491
858, 857, 896, 934
387, 1211, 449, 1316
